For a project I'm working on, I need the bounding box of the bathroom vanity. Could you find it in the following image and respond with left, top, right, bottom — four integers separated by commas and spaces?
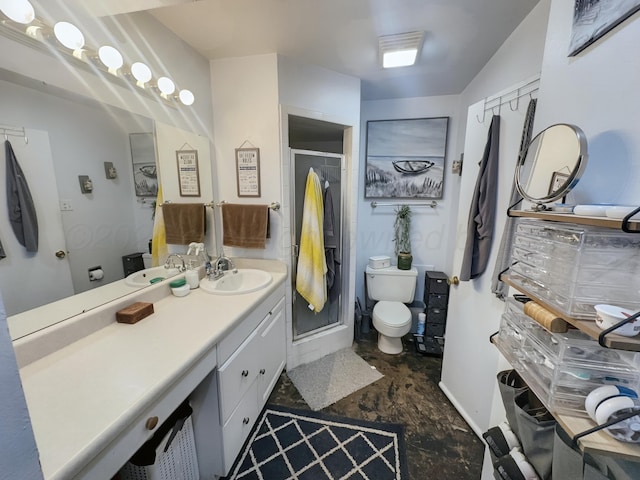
11, 259, 287, 480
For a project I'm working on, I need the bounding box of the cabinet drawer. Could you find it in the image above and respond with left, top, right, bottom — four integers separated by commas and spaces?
426, 293, 448, 309
221, 381, 259, 476
426, 322, 445, 338
256, 299, 286, 405
424, 271, 449, 296
426, 307, 447, 324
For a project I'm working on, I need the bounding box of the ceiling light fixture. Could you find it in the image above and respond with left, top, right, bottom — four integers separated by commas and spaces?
379, 31, 424, 69
98, 45, 123, 74
131, 61, 152, 87
0, 0, 35, 24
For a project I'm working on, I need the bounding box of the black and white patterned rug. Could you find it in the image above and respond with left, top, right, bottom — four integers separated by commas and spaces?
226, 405, 408, 480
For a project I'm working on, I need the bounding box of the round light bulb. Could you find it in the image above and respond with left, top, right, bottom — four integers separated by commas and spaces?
131, 62, 152, 85
0, 0, 35, 24
54, 21, 85, 50
157, 76, 175, 95
178, 89, 195, 106
98, 45, 124, 71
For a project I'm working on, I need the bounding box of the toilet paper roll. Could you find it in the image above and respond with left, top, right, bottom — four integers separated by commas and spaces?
89, 269, 104, 281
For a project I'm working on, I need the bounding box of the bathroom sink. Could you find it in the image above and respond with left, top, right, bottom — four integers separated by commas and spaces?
199, 269, 272, 295
124, 266, 181, 287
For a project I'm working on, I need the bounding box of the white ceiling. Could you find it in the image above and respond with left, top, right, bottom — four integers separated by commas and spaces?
84, 0, 540, 101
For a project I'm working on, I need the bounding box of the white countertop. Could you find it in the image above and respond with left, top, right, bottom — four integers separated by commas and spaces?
17, 261, 287, 480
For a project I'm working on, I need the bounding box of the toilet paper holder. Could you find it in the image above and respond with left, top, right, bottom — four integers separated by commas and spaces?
88, 266, 104, 281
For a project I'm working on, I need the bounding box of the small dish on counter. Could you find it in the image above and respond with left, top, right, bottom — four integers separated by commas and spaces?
594, 304, 640, 337
170, 278, 190, 297
605, 205, 640, 220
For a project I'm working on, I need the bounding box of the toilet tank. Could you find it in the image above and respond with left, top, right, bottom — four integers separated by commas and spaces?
365, 265, 417, 303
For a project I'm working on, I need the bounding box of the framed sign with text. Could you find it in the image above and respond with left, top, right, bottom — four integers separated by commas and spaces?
235, 147, 261, 197
176, 149, 201, 197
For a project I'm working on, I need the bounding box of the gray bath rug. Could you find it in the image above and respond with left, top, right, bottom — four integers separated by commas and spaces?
287, 347, 383, 411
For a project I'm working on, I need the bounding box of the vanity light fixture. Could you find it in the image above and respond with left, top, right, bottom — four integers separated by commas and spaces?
130, 61, 152, 87
157, 76, 175, 96
178, 89, 195, 106
0, 0, 35, 24
379, 31, 424, 69
53, 21, 84, 58
98, 45, 124, 75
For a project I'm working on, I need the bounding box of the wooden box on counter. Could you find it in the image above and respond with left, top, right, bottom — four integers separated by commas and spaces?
116, 302, 154, 324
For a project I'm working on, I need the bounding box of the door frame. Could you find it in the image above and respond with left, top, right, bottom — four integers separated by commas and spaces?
280, 106, 359, 369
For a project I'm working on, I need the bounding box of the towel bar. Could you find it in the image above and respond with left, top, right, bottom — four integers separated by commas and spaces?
160, 201, 281, 211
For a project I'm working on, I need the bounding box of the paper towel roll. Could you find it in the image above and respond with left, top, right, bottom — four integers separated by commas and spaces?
89, 269, 104, 281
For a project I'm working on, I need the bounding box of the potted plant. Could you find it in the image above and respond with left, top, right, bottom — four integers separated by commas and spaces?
393, 205, 412, 270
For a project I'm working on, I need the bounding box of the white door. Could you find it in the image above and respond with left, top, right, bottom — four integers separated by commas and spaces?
287, 149, 352, 368
0, 129, 73, 317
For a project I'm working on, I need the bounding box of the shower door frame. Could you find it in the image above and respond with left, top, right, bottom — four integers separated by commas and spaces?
290, 148, 346, 340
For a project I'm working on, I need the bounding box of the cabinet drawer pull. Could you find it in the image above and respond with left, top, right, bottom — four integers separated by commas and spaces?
260, 368, 266, 375
241, 370, 249, 377
243, 417, 250, 425
145, 416, 159, 430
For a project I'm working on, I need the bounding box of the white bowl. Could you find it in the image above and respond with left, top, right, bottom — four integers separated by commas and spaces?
594, 304, 640, 337
606, 205, 640, 220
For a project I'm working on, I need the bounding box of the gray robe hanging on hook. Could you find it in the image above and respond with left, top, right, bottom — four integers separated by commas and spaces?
460, 115, 500, 281
5, 140, 38, 252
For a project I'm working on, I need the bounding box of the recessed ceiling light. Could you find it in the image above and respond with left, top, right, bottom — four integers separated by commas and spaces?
54, 21, 84, 50
0, 0, 35, 24
98, 45, 124, 73
131, 61, 152, 86
157, 76, 175, 95
379, 31, 424, 69
178, 89, 195, 105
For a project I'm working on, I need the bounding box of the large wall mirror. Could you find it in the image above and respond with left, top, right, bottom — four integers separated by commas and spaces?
0, 68, 214, 340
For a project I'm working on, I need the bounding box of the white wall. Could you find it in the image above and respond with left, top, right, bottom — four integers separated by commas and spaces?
209, 54, 281, 258
534, 0, 640, 206
357, 96, 462, 305
0, 298, 42, 479
439, 0, 551, 439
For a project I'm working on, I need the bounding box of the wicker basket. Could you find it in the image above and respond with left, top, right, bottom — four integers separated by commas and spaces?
119, 416, 199, 480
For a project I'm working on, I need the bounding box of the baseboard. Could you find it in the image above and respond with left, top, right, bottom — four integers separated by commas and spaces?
438, 381, 484, 440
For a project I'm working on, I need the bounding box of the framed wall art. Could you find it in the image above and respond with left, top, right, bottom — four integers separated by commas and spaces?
235, 147, 261, 197
129, 132, 158, 197
176, 149, 201, 197
365, 117, 449, 199
569, 0, 640, 56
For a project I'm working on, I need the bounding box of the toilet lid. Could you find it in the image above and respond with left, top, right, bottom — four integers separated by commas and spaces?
373, 301, 411, 326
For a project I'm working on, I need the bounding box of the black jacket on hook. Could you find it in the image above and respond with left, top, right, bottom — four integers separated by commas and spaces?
5, 139, 38, 252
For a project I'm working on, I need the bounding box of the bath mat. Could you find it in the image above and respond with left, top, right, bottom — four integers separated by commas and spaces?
286, 347, 383, 411
225, 405, 408, 480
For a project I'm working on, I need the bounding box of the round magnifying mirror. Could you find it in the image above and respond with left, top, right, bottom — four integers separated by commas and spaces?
515, 123, 588, 208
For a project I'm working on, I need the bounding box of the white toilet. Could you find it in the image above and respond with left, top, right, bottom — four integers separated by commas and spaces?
365, 265, 417, 354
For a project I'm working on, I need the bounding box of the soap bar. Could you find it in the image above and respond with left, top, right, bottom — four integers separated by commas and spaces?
116, 302, 154, 324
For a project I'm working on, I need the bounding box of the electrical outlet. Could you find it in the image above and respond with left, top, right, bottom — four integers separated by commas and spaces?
59, 199, 73, 211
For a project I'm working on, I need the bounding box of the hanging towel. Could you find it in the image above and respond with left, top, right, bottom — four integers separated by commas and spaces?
460, 115, 501, 281
492, 99, 537, 299
5, 140, 38, 252
162, 203, 205, 245
151, 186, 168, 266
296, 169, 327, 313
221, 204, 270, 249
323, 183, 340, 303
0, 238, 5, 259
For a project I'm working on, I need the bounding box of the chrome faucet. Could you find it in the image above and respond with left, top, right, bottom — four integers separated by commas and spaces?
164, 253, 186, 272
209, 254, 235, 280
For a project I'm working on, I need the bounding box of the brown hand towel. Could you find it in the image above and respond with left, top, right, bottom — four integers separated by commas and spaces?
161, 203, 205, 245
222, 203, 270, 249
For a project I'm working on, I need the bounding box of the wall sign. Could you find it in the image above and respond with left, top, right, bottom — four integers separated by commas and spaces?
235, 147, 261, 197
176, 149, 201, 197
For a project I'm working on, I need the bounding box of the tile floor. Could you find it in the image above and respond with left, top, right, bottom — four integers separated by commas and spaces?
268, 331, 485, 479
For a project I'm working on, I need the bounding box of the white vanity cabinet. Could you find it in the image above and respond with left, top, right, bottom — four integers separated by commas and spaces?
191, 285, 286, 478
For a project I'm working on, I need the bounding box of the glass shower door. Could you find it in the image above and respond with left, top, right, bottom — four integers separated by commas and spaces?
291, 149, 344, 339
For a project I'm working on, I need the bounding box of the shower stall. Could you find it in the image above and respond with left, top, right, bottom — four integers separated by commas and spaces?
290, 149, 344, 339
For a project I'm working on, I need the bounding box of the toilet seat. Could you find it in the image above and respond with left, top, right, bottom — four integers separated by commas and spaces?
372, 301, 412, 336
